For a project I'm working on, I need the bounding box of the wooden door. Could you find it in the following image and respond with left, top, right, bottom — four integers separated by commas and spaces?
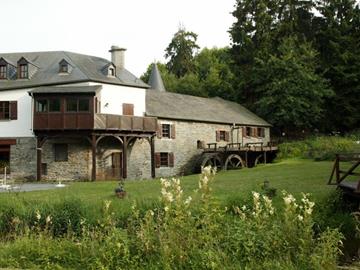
111, 152, 122, 179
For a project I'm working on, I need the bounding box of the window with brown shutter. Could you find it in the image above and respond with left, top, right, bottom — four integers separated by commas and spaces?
225, 131, 230, 142
0, 65, 7, 79
122, 103, 134, 115
155, 152, 174, 167
157, 124, 163, 138
162, 124, 171, 138
257, 127, 265, 138
245, 127, 252, 137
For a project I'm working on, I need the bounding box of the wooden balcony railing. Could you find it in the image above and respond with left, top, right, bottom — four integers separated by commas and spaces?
33, 113, 157, 133
94, 114, 157, 132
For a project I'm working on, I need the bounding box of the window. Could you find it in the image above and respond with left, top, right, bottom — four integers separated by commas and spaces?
66, 98, 90, 112
155, 152, 174, 168
54, 144, 68, 162
19, 64, 28, 79
36, 99, 48, 112
219, 130, 226, 141
78, 99, 90, 112
160, 153, 169, 167
0, 101, 10, 119
66, 98, 77, 112
246, 127, 252, 137
257, 127, 265, 138
59, 64, 68, 73
0, 65, 7, 79
162, 124, 170, 138
216, 130, 229, 142
49, 99, 61, 112
108, 67, 115, 76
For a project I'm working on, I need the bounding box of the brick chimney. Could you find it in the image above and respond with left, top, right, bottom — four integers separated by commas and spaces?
109, 45, 126, 70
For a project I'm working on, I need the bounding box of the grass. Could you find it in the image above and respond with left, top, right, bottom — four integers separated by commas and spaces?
0, 159, 342, 209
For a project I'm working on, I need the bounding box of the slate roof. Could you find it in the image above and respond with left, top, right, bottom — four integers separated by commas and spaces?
148, 64, 166, 91
0, 51, 149, 90
146, 90, 271, 127
29, 85, 101, 94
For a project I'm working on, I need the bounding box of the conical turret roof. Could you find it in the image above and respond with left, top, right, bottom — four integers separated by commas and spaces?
148, 63, 166, 91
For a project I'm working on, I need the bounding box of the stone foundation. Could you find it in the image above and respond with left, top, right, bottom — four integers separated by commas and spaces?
10, 137, 37, 180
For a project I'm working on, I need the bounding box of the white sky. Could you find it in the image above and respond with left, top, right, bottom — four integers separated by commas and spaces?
0, 0, 236, 77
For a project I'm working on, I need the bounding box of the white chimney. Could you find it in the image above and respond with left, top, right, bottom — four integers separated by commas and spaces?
109, 45, 126, 70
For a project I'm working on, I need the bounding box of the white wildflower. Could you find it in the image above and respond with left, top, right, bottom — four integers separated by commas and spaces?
164, 206, 169, 212
149, 210, 154, 216
185, 196, 192, 205
252, 191, 260, 200
35, 210, 41, 221
46, 215, 52, 224
298, 215, 304, 221
104, 200, 111, 211
241, 205, 247, 211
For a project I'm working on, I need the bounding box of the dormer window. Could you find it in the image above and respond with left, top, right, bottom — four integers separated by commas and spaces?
19, 64, 28, 79
59, 59, 71, 74
0, 65, 7, 79
109, 67, 115, 76
60, 63, 68, 73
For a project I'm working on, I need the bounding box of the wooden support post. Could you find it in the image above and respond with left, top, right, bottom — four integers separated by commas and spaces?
91, 135, 97, 181
150, 136, 155, 178
36, 137, 43, 181
264, 151, 267, 164
245, 151, 248, 167
122, 137, 127, 179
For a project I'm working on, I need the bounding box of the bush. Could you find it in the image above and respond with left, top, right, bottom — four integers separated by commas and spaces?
278, 136, 357, 161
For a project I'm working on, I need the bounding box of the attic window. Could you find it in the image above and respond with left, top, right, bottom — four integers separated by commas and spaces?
108, 67, 115, 76
0, 65, 6, 79
19, 64, 28, 79
59, 63, 68, 73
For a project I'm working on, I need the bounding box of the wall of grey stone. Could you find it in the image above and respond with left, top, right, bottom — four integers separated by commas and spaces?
153, 120, 271, 178
41, 139, 91, 181
127, 138, 151, 179
10, 137, 37, 180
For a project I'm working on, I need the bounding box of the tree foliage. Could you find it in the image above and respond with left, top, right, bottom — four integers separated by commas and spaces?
164, 27, 200, 78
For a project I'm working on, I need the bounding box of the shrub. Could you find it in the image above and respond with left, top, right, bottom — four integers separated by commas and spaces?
278, 136, 357, 161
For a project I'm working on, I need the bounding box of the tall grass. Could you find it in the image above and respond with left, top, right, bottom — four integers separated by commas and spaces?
277, 136, 359, 161
0, 168, 344, 269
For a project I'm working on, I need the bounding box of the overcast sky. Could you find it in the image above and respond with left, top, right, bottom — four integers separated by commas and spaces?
1, 0, 236, 77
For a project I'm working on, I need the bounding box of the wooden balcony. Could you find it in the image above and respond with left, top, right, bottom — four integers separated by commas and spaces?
94, 114, 157, 132
33, 113, 157, 133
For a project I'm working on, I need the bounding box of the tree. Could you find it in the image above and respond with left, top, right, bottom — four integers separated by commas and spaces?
164, 27, 200, 78
254, 37, 333, 133
314, 0, 360, 132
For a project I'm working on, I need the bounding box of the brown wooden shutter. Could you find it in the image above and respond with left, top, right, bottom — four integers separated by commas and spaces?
95, 97, 98, 113
225, 131, 230, 142
171, 124, 176, 139
169, 153, 174, 167
242, 127, 246, 137
216, 130, 220, 142
157, 124, 162, 138
155, 153, 161, 168
10, 101, 17, 120
122, 103, 134, 115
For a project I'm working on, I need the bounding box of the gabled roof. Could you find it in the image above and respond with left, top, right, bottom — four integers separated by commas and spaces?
146, 90, 271, 127
0, 51, 149, 91
148, 63, 166, 91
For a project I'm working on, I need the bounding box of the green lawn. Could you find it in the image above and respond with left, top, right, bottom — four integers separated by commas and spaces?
0, 159, 340, 212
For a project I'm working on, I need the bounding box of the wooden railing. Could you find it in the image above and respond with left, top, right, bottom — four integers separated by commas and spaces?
328, 153, 360, 185
94, 114, 157, 132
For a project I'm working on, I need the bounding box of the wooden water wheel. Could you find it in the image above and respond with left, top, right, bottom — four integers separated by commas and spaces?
200, 153, 223, 170
224, 154, 244, 170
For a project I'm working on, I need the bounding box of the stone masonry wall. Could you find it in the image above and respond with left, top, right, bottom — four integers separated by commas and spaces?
41, 139, 91, 181
10, 137, 37, 180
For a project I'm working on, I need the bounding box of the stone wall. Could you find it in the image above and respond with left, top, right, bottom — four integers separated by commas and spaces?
129, 119, 271, 179
10, 137, 37, 180
41, 139, 91, 181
